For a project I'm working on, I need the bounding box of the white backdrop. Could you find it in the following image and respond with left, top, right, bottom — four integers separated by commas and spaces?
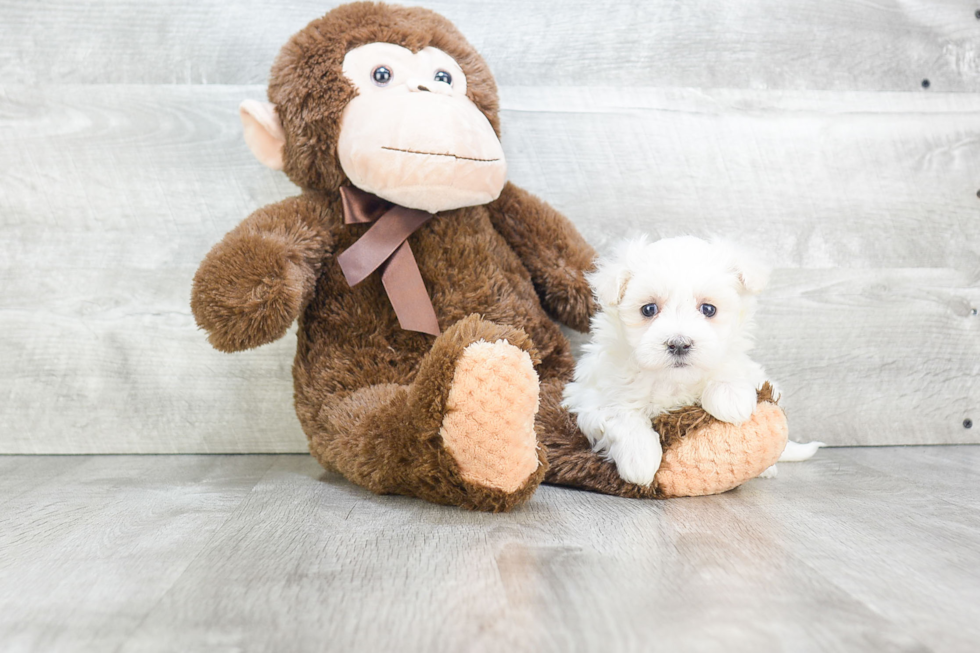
1, 0, 978, 452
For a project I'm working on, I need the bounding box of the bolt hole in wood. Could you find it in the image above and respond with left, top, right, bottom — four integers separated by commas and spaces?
965, 419, 974, 429
975, 9, 980, 19
921, 79, 930, 89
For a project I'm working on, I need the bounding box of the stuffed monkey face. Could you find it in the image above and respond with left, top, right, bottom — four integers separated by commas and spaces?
240, 34, 508, 215
336, 43, 507, 214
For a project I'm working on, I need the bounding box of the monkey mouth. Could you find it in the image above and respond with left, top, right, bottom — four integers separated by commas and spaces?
381, 146, 500, 163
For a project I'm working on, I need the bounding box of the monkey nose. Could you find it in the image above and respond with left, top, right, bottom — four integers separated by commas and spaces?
665, 336, 694, 356
407, 78, 453, 95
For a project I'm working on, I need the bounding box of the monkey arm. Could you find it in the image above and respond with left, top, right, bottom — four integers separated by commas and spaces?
191, 196, 331, 352
486, 182, 597, 332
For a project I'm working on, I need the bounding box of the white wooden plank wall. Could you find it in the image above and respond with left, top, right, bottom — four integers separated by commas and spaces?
0, 1, 978, 452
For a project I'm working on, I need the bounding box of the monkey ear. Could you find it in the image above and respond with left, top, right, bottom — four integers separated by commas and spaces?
239, 100, 285, 170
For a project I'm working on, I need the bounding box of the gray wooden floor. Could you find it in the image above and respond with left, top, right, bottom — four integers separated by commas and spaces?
2, 447, 979, 653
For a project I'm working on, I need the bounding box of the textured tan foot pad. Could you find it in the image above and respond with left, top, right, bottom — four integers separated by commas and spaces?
440, 340, 540, 493
655, 401, 789, 497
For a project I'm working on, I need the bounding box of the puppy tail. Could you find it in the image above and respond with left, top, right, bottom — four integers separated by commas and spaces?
778, 440, 826, 462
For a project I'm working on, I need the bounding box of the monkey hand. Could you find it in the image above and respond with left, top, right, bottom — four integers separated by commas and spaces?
486, 183, 597, 333
191, 229, 314, 352
542, 261, 597, 333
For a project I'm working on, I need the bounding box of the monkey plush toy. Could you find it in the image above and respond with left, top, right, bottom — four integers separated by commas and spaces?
191, 2, 788, 511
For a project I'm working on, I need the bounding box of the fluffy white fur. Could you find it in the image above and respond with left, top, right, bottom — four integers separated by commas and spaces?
563, 236, 771, 486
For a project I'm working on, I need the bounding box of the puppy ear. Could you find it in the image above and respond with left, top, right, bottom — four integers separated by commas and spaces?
590, 260, 632, 308
729, 249, 770, 295
240, 100, 285, 170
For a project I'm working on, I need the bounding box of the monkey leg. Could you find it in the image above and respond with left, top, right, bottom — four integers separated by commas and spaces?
306, 315, 547, 512
537, 380, 788, 499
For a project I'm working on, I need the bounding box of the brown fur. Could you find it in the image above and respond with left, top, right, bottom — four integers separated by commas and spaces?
191, 2, 787, 511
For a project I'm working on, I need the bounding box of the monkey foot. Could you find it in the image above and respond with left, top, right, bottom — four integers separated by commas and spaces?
439, 340, 541, 493
655, 400, 788, 497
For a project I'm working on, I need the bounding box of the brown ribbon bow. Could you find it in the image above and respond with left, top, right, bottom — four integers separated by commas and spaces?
336, 186, 441, 336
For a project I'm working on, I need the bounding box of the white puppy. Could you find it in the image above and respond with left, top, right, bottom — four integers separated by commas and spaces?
563, 236, 770, 486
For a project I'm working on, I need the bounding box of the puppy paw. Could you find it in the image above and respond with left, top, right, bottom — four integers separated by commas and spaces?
701, 381, 757, 425
604, 419, 663, 487
758, 464, 778, 479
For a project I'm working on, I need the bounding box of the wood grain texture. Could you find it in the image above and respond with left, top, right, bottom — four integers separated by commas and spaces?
0, 84, 307, 453
2, 84, 977, 452
501, 87, 980, 270
1, 449, 978, 652
0, 456, 82, 506
729, 447, 980, 652
757, 268, 980, 446
1, 0, 979, 91
0, 455, 278, 653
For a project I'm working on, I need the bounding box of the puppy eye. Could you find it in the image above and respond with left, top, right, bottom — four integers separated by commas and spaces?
372, 65, 392, 86
434, 70, 452, 85
700, 303, 717, 318
640, 303, 659, 318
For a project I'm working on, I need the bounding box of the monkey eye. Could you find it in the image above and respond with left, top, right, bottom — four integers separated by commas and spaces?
372, 65, 392, 86
640, 303, 659, 318
434, 70, 452, 85
700, 303, 717, 318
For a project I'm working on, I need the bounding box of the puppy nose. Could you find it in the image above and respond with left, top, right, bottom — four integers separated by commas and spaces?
666, 336, 694, 356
